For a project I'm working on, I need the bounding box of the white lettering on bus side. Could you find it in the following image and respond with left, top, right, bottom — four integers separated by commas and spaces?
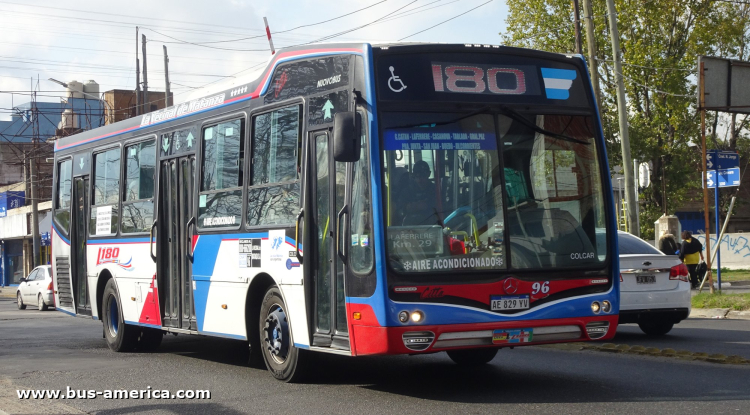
317, 74, 342, 88
202, 216, 236, 227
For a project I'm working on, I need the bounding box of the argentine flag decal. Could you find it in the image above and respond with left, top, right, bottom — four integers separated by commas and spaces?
541, 68, 577, 100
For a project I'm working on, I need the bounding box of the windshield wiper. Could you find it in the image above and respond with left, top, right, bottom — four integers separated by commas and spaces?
389, 106, 492, 129
497, 105, 589, 145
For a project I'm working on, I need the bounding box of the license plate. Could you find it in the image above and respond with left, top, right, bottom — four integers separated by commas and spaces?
636, 275, 656, 284
492, 328, 533, 344
490, 295, 530, 311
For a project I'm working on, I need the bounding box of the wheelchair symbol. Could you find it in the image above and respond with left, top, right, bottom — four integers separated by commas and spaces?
388, 66, 407, 92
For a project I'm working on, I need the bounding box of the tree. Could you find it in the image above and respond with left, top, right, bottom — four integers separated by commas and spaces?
501, 0, 750, 239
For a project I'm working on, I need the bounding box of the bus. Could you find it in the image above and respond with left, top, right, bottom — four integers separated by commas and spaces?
51, 42, 619, 382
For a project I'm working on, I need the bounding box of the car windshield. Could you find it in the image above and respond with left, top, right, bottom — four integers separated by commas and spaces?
381, 111, 608, 274
618, 232, 663, 255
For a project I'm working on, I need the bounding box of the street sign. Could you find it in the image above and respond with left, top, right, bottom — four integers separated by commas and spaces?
705, 167, 741, 188
706, 150, 739, 170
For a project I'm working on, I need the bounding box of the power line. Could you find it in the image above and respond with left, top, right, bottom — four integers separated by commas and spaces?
399, 0, 494, 40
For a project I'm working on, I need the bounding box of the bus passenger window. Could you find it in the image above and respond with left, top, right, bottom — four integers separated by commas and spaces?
90, 147, 121, 235
247, 105, 301, 227
54, 159, 73, 233
199, 119, 244, 229
122, 140, 155, 233
350, 117, 373, 274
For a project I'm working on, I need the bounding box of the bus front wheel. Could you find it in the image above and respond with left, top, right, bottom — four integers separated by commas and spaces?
259, 286, 308, 382
102, 279, 137, 352
447, 348, 498, 366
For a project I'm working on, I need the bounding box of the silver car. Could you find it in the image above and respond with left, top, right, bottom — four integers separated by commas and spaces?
617, 231, 691, 335
16, 265, 54, 311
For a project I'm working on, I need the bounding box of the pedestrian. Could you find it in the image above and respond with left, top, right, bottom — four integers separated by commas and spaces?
679, 231, 705, 289
658, 230, 679, 256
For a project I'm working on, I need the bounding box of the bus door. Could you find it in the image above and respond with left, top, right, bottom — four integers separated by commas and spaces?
309, 130, 350, 349
158, 156, 196, 330
71, 175, 91, 315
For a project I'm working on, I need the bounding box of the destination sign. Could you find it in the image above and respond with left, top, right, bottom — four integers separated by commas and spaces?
383, 130, 497, 151
377, 52, 590, 107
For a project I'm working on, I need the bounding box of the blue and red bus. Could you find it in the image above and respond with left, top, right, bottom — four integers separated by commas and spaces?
51, 42, 618, 381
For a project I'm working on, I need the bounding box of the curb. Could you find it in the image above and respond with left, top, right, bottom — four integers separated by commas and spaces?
689, 307, 750, 320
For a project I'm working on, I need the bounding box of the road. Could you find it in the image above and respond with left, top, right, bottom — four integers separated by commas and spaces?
1, 298, 749, 415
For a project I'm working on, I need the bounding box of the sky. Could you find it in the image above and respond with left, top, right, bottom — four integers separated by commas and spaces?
0, 0, 510, 121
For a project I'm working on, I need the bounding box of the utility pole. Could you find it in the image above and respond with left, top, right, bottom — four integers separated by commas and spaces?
699, 62, 714, 293
30, 80, 40, 267
582, 0, 602, 107
163, 45, 171, 107
605, 0, 638, 236
142, 34, 149, 114
135, 26, 141, 116
572, 0, 583, 54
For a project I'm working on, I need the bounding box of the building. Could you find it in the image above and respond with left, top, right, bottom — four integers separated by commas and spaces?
0, 80, 171, 286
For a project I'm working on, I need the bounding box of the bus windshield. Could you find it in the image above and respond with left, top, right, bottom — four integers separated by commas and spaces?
381, 111, 607, 274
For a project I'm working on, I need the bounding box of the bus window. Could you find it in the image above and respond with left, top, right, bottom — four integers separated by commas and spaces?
199, 119, 244, 229
350, 113, 373, 276
501, 114, 605, 269
122, 139, 156, 233
55, 159, 73, 233
91, 148, 121, 236
247, 105, 301, 227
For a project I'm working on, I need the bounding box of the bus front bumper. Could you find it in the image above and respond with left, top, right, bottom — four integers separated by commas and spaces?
350, 315, 618, 356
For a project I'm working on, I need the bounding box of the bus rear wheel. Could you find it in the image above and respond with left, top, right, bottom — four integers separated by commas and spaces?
259, 286, 307, 382
102, 279, 137, 352
447, 348, 498, 366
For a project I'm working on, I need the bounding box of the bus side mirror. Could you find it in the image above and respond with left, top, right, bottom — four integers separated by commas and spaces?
333, 112, 361, 162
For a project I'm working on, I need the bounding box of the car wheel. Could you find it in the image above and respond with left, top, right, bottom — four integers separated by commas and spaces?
447, 348, 499, 366
102, 279, 137, 352
17, 292, 26, 310
259, 286, 308, 382
638, 321, 674, 336
37, 294, 48, 311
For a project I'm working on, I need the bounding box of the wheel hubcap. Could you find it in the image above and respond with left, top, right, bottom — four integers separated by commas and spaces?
107, 296, 119, 337
38, 296, 43, 309
17, 294, 21, 307
263, 305, 289, 364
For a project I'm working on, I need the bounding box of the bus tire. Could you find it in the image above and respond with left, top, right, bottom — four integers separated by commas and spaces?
102, 279, 137, 352
259, 286, 308, 382
638, 321, 673, 336
136, 328, 163, 351
447, 348, 498, 366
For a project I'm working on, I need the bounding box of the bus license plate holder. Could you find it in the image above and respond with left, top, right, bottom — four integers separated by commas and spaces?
490, 295, 530, 311
492, 328, 533, 344
636, 275, 656, 284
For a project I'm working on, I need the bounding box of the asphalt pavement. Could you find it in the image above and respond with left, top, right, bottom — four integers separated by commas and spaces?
1, 298, 749, 414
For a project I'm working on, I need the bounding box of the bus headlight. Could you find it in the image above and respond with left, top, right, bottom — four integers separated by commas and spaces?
602, 300, 611, 313
591, 301, 601, 314
398, 311, 409, 323
410, 311, 424, 323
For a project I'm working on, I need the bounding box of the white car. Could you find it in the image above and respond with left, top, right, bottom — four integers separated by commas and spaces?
16, 265, 54, 311
617, 231, 691, 335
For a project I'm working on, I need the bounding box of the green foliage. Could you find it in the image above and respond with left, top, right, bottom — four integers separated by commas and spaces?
692, 292, 750, 311
501, 0, 750, 236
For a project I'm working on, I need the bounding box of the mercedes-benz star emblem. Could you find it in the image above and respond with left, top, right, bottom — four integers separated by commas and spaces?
503, 278, 518, 294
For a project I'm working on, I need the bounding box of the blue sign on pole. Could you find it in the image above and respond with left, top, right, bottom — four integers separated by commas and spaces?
705, 167, 741, 188
706, 150, 740, 170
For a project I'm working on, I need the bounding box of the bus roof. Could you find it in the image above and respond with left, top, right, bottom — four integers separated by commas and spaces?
54, 42, 581, 153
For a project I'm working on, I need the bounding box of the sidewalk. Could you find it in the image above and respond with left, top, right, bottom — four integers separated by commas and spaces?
0, 288, 16, 299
